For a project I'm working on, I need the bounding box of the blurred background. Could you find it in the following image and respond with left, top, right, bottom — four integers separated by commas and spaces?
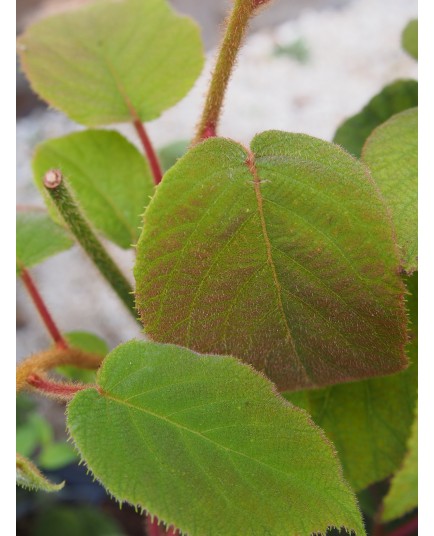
17, 0, 417, 534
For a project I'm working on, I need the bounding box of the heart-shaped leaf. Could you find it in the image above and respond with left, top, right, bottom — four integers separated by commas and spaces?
134, 131, 407, 391
18, 0, 204, 126
333, 79, 418, 157
67, 340, 365, 536
33, 130, 154, 248
17, 210, 73, 274
362, 108, 418, 273
285, 272, 417, 491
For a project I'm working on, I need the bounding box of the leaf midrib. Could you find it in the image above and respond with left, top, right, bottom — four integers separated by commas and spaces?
101, 390, 300, 482
247, 152, 309, 383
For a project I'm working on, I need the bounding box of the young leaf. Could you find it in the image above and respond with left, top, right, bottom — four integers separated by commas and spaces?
16, 453, 64, 492
333, 79, 418, 157
134, 131, 407, 391
362, 108, 418, 273
17, 0, 204, 126
382, 404, 418, 522
284, 273, 417, 491
33, 131, 154, 248
16, 210, 73, 274
67, 340, 365, 536
402, 20, 418, 60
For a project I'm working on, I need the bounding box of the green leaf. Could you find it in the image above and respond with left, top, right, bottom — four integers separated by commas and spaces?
158, 140, 189, 172
33, 130, 154, 248
17, 412, 54, 456
402, 20, 418, 59
38, 442, 77, 470
134, 131, 407, 391
16, 453, 64, 492
362, 108, 418, 273
382, 404, 418, 522
284, 273, 418, 491
33, 505, 124, 536
16, 425, 40, 458
57, 331, 108, 382
67, 340, 365, 536
333, 79, 418, 157
16, 210, 73, 274
65, 330, 109, 355
18, 0, 204, 126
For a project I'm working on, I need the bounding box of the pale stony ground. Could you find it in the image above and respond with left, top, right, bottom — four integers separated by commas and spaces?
16, 0, 418, 362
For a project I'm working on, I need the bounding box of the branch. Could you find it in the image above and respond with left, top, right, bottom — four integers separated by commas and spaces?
133, 119, 163, 185
193, 0, 271, 144
16, 347, 103, 394
20, 267, 68, 349
43, 170, 137, 319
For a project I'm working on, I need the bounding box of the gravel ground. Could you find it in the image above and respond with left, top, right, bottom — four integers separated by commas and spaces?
16, 0, 417, 361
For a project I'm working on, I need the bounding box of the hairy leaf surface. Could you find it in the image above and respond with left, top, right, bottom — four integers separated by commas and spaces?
67, 340, 365, 536
362, 108, 418, 273
33, 130, 154, 248
333, 80, 418, 157
402, 20, 418, 59
382, 404, 418, 521
135, 131, 407, 391
16, 453, 64, 492
18, 0, 204, 125
16, 210, 73, 274
285, 273, 417, 491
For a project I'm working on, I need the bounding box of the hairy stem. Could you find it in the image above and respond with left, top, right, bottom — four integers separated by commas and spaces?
43, 170, 137, 318
193, 0, 270, 144
27, 374, 90, 401
16, 347, 103, 394
133, 119, 163, 185
20, 267, 68, 349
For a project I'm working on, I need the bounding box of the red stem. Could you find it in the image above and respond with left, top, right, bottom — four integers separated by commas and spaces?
27, 374, 86, 400
145, 516, 179, 536
20, 268, 68, 350
146, 516, 162, 536
388, 516, 418, 536
133, 119, 163, 185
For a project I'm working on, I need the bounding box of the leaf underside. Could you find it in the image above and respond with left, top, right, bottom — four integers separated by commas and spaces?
16, 210, 74, 274
33, 130, 154, 248
17, 0, 204, 126
135, 130, 407, 391
67, 340, 365, 536
333, 79, 418, 158
285, 273, 417, 491
362, 108, 418, 274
